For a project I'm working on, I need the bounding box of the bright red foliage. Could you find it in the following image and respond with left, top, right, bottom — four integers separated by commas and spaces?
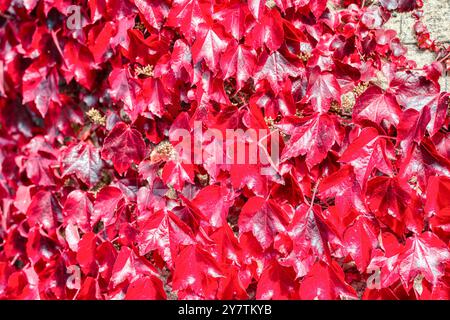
0, 0, 449, 300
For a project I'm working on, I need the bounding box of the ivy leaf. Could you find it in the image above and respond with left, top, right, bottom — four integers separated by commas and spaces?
61, 142, 103, 187
238, 196, 290, 250
256, 260, 298, 299
299, 261, 358, 300
398, 232, 450, 288
280, 113, 337, 168
304, 68, 341, 113
137, 210, 195, 267
220, 43, 257, 91
101, 122, 146, 175
340, 127, 395, 188
254, 50, 301, 94
172, 245, 224, 299
352, 85, 402, 128
191, 23, 229, 72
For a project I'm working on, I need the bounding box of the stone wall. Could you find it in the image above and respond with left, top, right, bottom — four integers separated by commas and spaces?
383, 0, 450, 90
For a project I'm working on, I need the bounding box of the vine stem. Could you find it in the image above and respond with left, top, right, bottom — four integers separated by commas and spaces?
437, 52, 450, 63
306, 178, 322, 210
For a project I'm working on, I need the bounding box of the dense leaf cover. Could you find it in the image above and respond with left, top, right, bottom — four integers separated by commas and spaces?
0, 0, 449, 300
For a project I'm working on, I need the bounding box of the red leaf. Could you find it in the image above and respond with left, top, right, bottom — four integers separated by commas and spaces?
61, 142, 103, 187
92, 186, 124, 226
220, 43, 257, 91
134, 0, 169, 30
246, 10, 284, 52
305, 68, 341, 113
281, 113, 337, 168
238, 196, 289, 250
125, 276, 166, 299
172, 245, 224, 298
343, 216, 379, 272
299, 261, 357, 300
191, 23, 229, 72
190, 185, 232, 228
76, 232, 98, 276
340, 127, 395, 187
137, 210, 195, 266
352, 85, 402, 128
398, 232, 450, 288
254, 51, 301, 94
256, 260, 298, 299
101, 122, 146, 175
63, 190, 93, 233
26, 191, 61, 231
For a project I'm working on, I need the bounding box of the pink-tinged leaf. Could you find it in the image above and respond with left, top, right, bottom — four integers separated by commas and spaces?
63, 190, 93, 233
309, 0, 328, 18
398, 138, 450, 194
352, 85, 402, 127
101, 122, 146, 175
281, 113, 337, 168
76, 232, 98, 276
170, 39, 193, 79
299, 261, 358, 300
305, 68, 341, 113
92, 186, 124, 226
142, 77, 170, 118
110, 246, 159, 288
190, 185, 232, 228
392, 72, 449, 136
256, 261, 298, 299
396, 108, 431, 155
23, 154, 55, 186
246, 10, 284, 52
425, 176, 450, 219
340, 127, 395, 187
87, 22, 116, 64
76, 277, 101, 300
343, 215, 379, 272
62, 41, 97, 90
281, 204, 331, 278
172, 245, 224, 298
26, 191, 61, 231
238, 196, 289, 250
26, 226, 57, 264
220, 43, 257, 90
65, 223, 80, 252
137, 210, 195, 267
161, 160, 194, 191
96, 242, 118, 283
13, 185, 33, 214
247, 0, 265, 20
108, 69, 144, 122
426, 177, 450, 242
398, 232, 450, 288
366, 176, 411, 224
254, 51, 301, 94
61, 142, 103, 187
209, 225, 242, 265
192, 23, 229, 72
167, 0, 208, 40
134, 0, 169, 30
22, 62, 60, 118
213, 3, 249, 40
217, 266, 249, 299
125, 276, 166, 299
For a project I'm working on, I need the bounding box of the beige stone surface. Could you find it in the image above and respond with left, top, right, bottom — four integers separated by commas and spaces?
383, 0, 450, 90
422, 0, 450, 44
